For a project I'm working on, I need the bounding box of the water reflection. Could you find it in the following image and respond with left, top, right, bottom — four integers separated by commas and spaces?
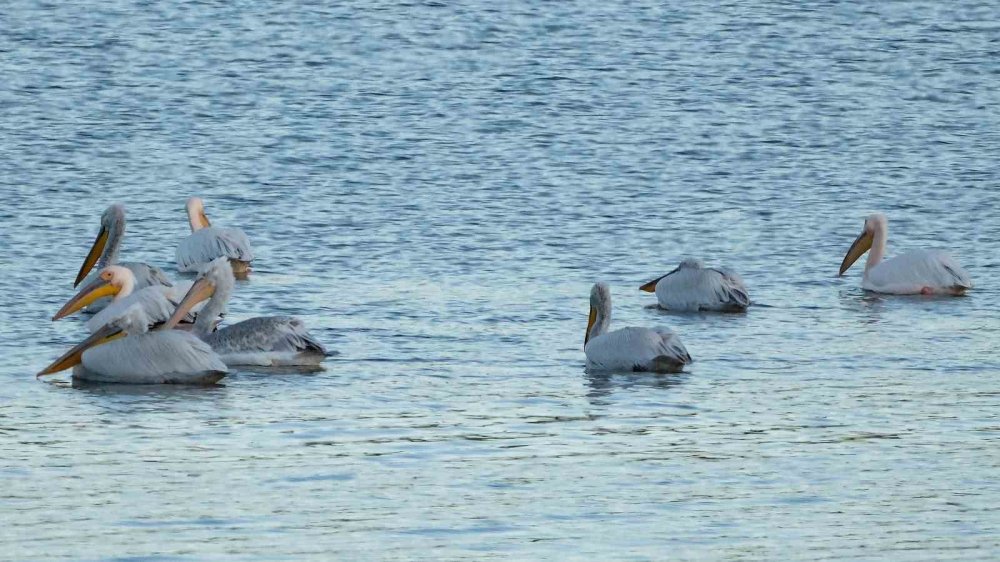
584, 369, 688, 404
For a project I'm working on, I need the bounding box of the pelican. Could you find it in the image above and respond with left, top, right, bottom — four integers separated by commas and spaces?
38, 304, 228, 384
839, 213, 972, 295
584, 282, 692, 373
52, 265, 208, 333
176, 197, 254, 277
640, 259, 750, 312
74, 204, 173, 311
166, 257, 327, 366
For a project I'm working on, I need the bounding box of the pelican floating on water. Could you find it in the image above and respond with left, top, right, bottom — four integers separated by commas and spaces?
584, 282, 692, 373
75, 204, 172, 311
38, 304, 228, 384
167, 257, 327, 366
176, 197, 254, 277
53, 265, 207, 333
640, 259, 750, 312
839, 213, 972, 295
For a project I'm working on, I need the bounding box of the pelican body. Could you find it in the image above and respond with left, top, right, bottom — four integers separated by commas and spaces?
176, 197, 254, 277
584, 282, 692, 373
53, 266, 205, 333
39, 305, 228, 385
168, 257, 327, 367
640, 259, 749, 312
839, 213, 972, 295
75, 204, 172, 311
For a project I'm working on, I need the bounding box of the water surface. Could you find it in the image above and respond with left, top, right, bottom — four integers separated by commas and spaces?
2, 1, 999, 560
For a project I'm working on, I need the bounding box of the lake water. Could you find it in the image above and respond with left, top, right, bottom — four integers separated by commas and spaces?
2, 1, 999, 560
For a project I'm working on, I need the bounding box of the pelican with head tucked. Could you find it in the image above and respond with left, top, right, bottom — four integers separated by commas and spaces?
38, 304, 228, 384
52, 265, 209, 333
640, 259, 749, 312
75, 204, 173, 311
839, 213, 972, 295
176, 197, 254, 277
167, 257, 327, 366
585, 282, 692, 373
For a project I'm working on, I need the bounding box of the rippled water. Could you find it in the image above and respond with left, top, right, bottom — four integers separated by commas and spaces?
2, 1, 1000, 560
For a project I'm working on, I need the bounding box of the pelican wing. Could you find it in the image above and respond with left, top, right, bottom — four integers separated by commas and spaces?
85, 283, 203, 333
865, 250, 973, 294
79, 331, 228, 384
655, 265, 749, 312
205, 316, 326, 366
585, 326, 691, 373
176, 227, 254, 272
124, 262, 174, 288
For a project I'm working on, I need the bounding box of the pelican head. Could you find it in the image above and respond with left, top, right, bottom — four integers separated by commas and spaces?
164, 257, 233, 329
839, 213, 887, 276
75, 204, 126, 287
39, 304, 148, 376
54, 265, 136, 321
37, 322, 126, 376
186, 197, 212, 232
585, 282, 611, 348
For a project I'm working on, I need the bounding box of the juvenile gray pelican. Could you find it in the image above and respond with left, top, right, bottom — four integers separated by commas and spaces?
75, 204, 173, 311
640, 259, 749, 312
167, 257, 327, 366
38, 304, 228, 384
839, 213, 972, 295
176, 197, 254, 277
52, 265, 207, 332
585, 282, 692, 373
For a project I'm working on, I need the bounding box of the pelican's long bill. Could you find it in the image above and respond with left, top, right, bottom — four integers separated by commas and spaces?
584, 305, 597, 348
75, 225, 109, 287
37, 324, 124, 377
639, 276, 665, 293
52, 277, 118, 321
839, 229, 875, 276
164, 277, 215, 330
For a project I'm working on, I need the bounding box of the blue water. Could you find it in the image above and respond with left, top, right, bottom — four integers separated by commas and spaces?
2, 1, 999, 560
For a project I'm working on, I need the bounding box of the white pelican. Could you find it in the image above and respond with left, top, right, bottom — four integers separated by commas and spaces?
584, 282, 692, 373
166, 257, 327, 366
75, 204, 173, 311
38, 304, 228, 384
640, 259, 750, 312
52, 265, 208, 332
839, 213, 972, 295
176, 197, 254, 277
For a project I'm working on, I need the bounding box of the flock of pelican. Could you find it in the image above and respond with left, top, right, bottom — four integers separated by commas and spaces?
584, 212, 972, 374
38, 197, 328, 384
36, 207, 972, 384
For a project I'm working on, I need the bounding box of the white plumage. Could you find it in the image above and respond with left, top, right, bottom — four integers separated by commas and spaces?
175, 197, 253, 273
840, 213, 972, 295
41, 305, 228, 385
54, 266, 207, 333
176, 227, 254, 272
641, 259, 750, 312
86, 281, 201, 333
584, 282, 692, 373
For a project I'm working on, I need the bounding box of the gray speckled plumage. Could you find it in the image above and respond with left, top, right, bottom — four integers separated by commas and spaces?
184, 257, 328, 366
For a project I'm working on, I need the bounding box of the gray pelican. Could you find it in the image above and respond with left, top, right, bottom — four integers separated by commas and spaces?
840, 213, 972, 295
75, 204, 172, 311
167, 257, 327, 366
52, 265, 207, 332
38, 304, 228, 384
176, 197, 254, 277
585, 282, 692, 373
640, 259, 750, 312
